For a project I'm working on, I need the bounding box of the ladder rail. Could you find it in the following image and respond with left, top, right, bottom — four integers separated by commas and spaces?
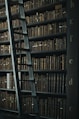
5, 0, 22, 116
18, 0, 39, 118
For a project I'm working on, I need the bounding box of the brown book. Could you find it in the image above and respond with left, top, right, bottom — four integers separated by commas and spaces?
24, 1, 30, 11
26, 16, 30, 24
0, 8, 5, 16
55, 4, 62, 18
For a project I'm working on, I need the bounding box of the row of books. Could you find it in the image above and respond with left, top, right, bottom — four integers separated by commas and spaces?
0, 1, 65, 17
0, 4, 18, 16
0, 54, 66, 70
28, 22, 67, 37
0, 32, 66, 53
26, 11, 55, 24
36, 73, 66, 93
38, 97, 66, 118
24, 1, 51, 11
0, 3, 66, 27
0, 45, 10, 54
32, 55, 66, 70
24, 0, 65, 11
21, 73, 66, 93
26, 5, 66, 24
0, 37, 66, 53
0, 58, 12, 70
0, 91, 66, 119
0, 56, 28, 70
0, 73, 15, 89
0, 0, 65, 17
0, 72, 66, 94
0, 72, 22, 89
0, 5, 66, 31
30, 37, 66, 51
0, 19, 20, 30
22, 96, 66, 119
5, 21, 66, 39
0, 32, 8, 41
0, 91, 17, 110
0, 43, 24, 54
0, 31, 24, 42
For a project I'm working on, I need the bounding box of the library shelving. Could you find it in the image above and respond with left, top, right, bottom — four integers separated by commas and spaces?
0, 0, 79, 119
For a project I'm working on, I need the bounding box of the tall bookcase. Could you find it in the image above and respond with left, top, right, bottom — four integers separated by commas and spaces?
0, 0, 79, 119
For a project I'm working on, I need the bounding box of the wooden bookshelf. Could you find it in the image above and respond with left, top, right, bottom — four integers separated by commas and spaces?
0, 0, 79, 119
0, 0, 67, 118
19, 1, 67, 118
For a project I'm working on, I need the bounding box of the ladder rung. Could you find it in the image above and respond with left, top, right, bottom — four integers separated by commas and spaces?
14, 31, 27, 35
18, 1, 23, 5
31, 95, 37, 98
22, 79, 35, 82
18, 63, 32, 66
18, 63, 27, 65
32, 112, 39, 115
27, 63, 32, 66
9, 0, 18, 4
16, 48, 30, 51
18, 17, 26, 20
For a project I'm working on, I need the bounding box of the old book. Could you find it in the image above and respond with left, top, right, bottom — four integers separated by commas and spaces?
24, 1, 30, 11
11, 5, 19, 15
7, 73, 11, 89
39, 13, 44, 22
39, 58, 43, 70
62, 74, 66, 93
56, 73, 60, 93
55, 4, 62, 18
0, 7, 5, 16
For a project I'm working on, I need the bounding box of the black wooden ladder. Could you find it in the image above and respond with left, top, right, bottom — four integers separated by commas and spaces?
5, 0, 39, 118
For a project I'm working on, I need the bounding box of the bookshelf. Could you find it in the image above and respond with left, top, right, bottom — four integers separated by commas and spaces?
0, 0, 79, 119
24, 1, 67, 118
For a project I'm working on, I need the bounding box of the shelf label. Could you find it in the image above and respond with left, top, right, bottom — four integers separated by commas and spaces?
69, 59, 73, 64
69, 78, 73, 86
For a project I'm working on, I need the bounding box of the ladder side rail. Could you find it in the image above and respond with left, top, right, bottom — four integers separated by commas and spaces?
5, 0, 22, 116
18, 0, 39, 117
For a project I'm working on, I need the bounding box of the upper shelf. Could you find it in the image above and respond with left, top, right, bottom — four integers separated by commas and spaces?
25, 1, 66, 16
0, 0, 66, 22
0, 16, 67, 32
